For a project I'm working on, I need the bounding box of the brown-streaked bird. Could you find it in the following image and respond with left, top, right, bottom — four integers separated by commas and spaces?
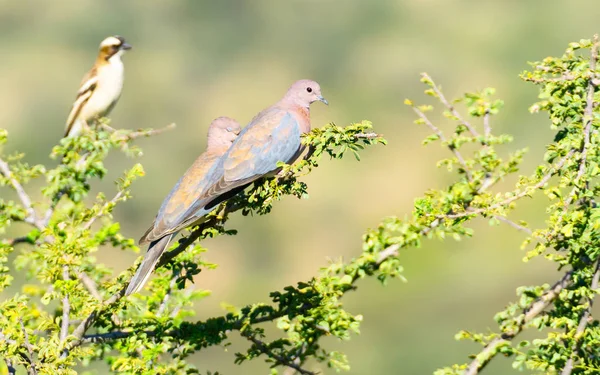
125, 80, 327, 295
64, 36, 132, 137
125, 117, 241, 295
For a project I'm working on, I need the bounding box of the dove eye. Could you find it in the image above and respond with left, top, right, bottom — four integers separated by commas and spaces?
306, 87, 312, 93
226, 127, 233, 132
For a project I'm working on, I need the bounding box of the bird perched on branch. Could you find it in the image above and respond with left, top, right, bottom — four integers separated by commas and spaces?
125, 117, 241, 295
125, 79, 328, 295
64, 36, 132, 137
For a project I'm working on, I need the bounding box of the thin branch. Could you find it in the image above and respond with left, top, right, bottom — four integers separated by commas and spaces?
242, 333, 316, 375
412, 106, 472, 180
376, 244, 400, 265
561, 260, 600, 375
157, 269, 180, 317
107, 123, 176, 141
574, 34, 598, 186
60, 266, 70, 344
19, 319, 38, 375
41, 191, 65, 227
494, 215, 533, 235
465, 270, 573, 374
421, 73, 480, 138
76, 271, 102, 301
82, 191, 124, 231
444, 151, 573, 219
82, 329, 157, 344
483, 110, 491, 137
0, 157, 41, 229
353, 132, 381, 140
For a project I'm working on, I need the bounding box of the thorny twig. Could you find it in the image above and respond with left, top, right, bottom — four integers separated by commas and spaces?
443, 150, 574, 219
157, 269, 180, 317
82, 190, 124, 231
465, 271, 574, 374
494, 216, 533, 235
76, 271, 102, 301
0, 157, 42, 230
421, 72, 481, 138
60, 266, 70, 344
561, 260, 600, 375
242, 333, 316, 375
412, 105, 472, 180
106, 123, 176, 141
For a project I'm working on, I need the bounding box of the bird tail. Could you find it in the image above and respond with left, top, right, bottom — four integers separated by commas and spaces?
125, 234, 174, 296
65, 118, 85, 138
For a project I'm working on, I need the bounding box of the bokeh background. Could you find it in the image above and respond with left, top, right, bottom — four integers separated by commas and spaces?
0, 1, 597, 374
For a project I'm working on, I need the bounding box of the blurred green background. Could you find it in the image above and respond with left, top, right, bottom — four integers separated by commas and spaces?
0, 1, 597, 373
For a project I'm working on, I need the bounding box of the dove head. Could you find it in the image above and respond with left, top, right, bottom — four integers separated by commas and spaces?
281, 79, 328, 109
98, 36, 132, 62
207, 117, 241, 151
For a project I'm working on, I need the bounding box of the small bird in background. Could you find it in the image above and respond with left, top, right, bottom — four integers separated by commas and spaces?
64, 36, 132, 137
125, 117, 241, 295
125, 79, 327, 295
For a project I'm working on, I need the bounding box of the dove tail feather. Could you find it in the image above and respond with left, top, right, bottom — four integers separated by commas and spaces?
125, 234, 174, 296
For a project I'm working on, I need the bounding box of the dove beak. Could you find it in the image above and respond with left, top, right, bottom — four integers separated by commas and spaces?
317, 95, 329, 106
121, 43, 132, 50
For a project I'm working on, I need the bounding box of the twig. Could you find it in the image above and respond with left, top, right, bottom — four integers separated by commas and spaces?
19, 319, 38, 375
157, 269, 180, 316
60, 266, 70, 344
109, 123, 176, 141
483, 110, 491, 137
0, 157, 41, 230
376, 244, 400, 265
41, 191, 65, 227
70, 286, 124, 346
76, 271, 102, 301
494, 216, 533, 235
353, 132, 381, 140
412, 106, 472, 180
283, 360, 301, 375
242, 333, 316, 375
561, 260, 600, 375
421, 73, 480, 138
574, 34, 598, 186
465, 270, 573, 374
82, 191, 124, 231
444, 151, 573, 219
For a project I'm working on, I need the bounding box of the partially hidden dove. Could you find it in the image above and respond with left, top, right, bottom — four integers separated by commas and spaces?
125, 117, 241, 295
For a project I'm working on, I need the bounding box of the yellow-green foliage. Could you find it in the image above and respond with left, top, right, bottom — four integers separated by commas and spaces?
1, 36, 600, 375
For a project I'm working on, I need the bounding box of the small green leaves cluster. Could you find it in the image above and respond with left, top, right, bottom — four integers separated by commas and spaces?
240, 120, 385, 216
434, 37, 600, 374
